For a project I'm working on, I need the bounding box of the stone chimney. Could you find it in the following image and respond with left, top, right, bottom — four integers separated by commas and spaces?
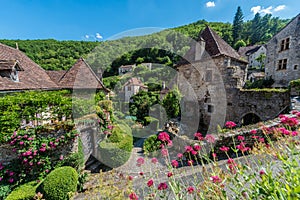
195, 37, 205, 61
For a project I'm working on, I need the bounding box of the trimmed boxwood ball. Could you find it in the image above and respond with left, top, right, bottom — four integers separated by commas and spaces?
37, 166, 78, 200
6, 181, 38, 200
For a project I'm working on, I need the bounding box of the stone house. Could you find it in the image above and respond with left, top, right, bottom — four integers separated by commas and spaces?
265, 13, 300, 87
123, 77, 147, 102
118, 64, 136, 75
239, 45, 266, 69
176, 26, 290, 135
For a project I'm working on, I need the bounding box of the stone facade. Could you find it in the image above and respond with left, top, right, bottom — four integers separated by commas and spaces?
177, 26, 291, 135
265, 14, 300, 87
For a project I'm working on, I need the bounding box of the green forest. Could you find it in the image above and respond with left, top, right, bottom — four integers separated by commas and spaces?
0, 7, 289, 75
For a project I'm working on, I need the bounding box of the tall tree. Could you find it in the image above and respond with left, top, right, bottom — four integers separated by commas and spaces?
250, 13, 262, 44
232, 6, 244, 45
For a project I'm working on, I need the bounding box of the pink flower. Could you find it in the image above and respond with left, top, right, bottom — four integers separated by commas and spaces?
158, 132, 170, 142
185, 146, 193, 153
161, 148, 168, 157
158, 182, 168, 190
39, 147, 46, 152
8, 178, 14, 183
205, 134, 215, 143
0, 165, 4, 171
250, 130, 257, 134
29, 162, 33, 166
45, 169, 49, 173
59, 155, 64, 160
292, 131, 298, 136
210, 175, 222, 183
136, 157, 145, 167
292, 110, 298, 115
23, 135, 28, 139
225, 121, 237, 129
129, 192, 139, 200
194, 132, 204, 141
191, 150, 197, 155
128, 176, 133, 181
259, 137, 265, 143
212, 153, 217, 158
23, 159, 28, 163
147, 179, 154, 187
37, 161, 42, 165
139, 172, 144, 176
108, 125, 113, 130
237, 135, 245, 141
19, 141, 24, 145
0, 177, 3, 181
177, 153, 183, 159
171, 160, 179, 168
187, 160, 194, 166
151, 157, 158, 164
41, 143, 46, 147
259, 170, 265, 176
9, 171, 14, 176
187, 186, 195, 194
193, 144, 201, 151
167, 172, 173, 177
28, 137, 33, 141
220, 146, 229, 152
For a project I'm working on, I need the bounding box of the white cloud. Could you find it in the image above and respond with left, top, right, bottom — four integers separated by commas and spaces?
206, 1, 215, 8
85, 35, 89, 39
274, 5, 286, 12
260, 6, 273, 14
96, 33, 103, 39
251, 5, 286, 15
251, 6, 261, 14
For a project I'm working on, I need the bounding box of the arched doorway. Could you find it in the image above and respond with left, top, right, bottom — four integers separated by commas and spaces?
241, 113, 261, 126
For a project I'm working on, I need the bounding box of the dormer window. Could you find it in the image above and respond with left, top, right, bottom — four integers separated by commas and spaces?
0, 60, 24, 82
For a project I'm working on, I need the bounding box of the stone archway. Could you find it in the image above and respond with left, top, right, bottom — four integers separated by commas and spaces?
241, 113, 261, 126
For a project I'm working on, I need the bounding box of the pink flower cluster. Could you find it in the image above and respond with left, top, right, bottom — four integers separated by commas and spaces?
194, 132, 204, 141
157, 132, 172, 146
225, 121, 237, 129
279, 115, 298, 127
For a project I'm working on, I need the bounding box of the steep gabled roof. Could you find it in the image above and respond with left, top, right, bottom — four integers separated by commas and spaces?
58, 58, 109, 91
0, 43, 59, 91
179, 26, 247, 65
199, 26, 247, 62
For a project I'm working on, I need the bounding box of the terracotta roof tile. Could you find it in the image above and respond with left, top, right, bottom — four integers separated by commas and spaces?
124, 77, 147, 88
58, 58, 109, 91
0, 43, 59, 91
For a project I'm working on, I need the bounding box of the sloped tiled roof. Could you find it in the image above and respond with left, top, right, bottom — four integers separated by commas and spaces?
124, 77, 147, 88
58, 58, 109, 91
46, 70, 66, 85
0, 43, 59, 91
180, 26, 247, 64
200, 26, 247, 62
238, 45, 260, 57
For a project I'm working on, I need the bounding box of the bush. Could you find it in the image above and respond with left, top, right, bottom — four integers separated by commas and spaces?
143, 134, 162, 154
37, 166, 78, 200
0, 184, 12, 200
6, 181, 38, 200
98, 141, 131, 168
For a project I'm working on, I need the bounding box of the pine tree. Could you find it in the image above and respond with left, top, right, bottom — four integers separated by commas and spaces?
250, 13, 262, 44
232, 6, 244, 45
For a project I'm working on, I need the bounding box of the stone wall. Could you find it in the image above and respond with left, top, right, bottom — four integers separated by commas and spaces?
265, 14, 300, 87
226, 89, 290, 124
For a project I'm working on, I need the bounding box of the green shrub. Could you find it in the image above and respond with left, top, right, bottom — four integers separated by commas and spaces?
0, 184, 12, 200
98, 141, 131, 168
6, 181, 37, 200
37, 166, 78, 200
143, 134, 162, 154
108, 125, 124, 143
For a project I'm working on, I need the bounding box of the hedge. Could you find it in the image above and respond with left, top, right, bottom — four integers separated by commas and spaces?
37, 166, 78, 200
6, 181, 38, 200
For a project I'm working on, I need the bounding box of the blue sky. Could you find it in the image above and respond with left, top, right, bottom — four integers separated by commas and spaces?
0, 0, 299, 41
